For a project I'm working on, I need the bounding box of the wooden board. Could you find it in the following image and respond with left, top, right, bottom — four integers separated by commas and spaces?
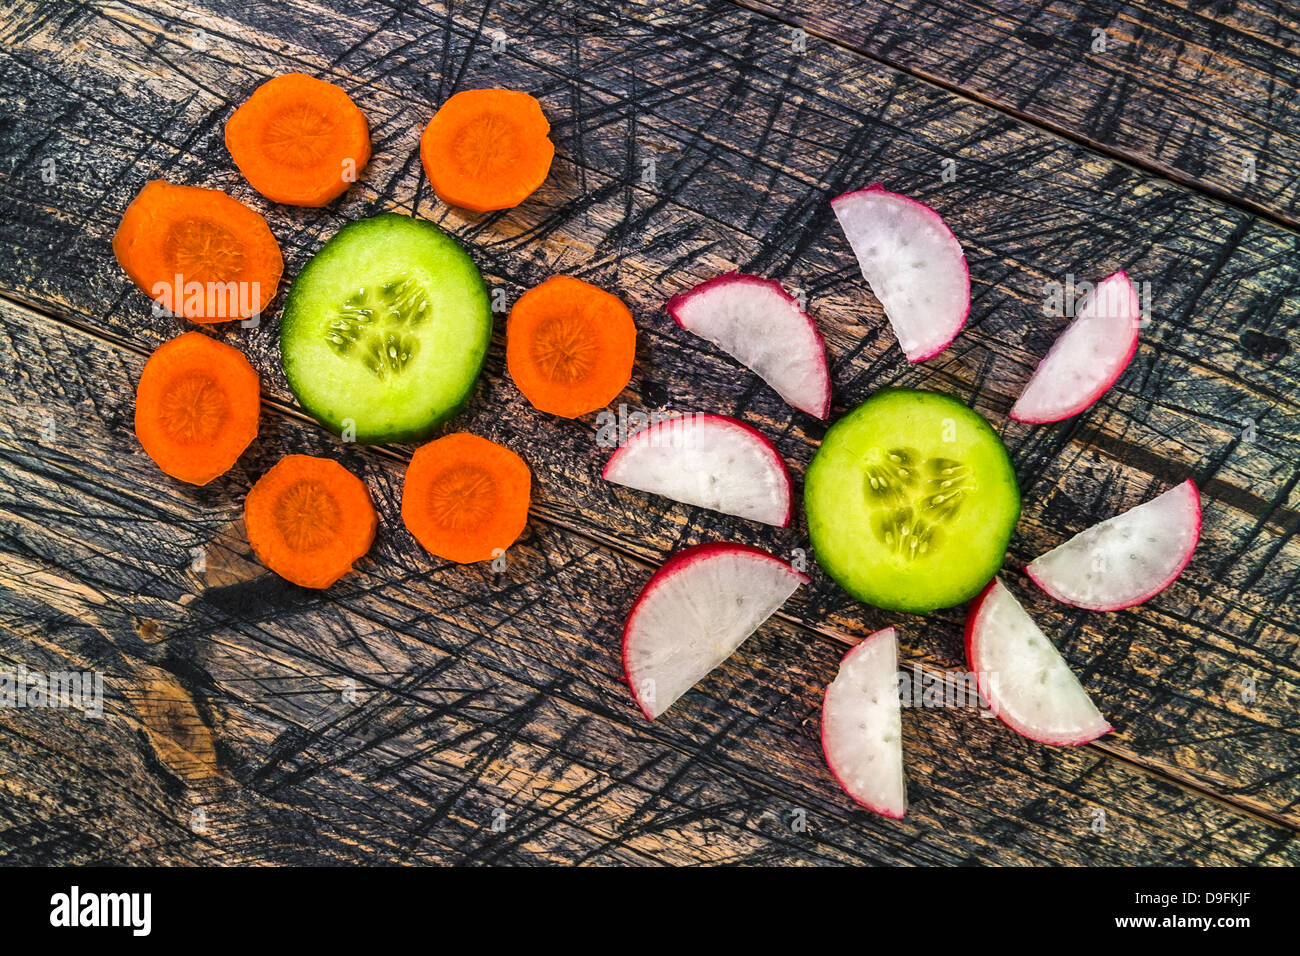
742, 0, 1300, 226
0, 0, 1297, 864
4, 298, 1296, 865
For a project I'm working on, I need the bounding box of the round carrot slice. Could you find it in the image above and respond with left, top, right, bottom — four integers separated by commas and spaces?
245, 455, 378, 589
225, 72, 371, 207
506, 275, 637, 418
113, 180, 283, 323
419, 88, 555, 212
401, 433, 531, 564
134, 332, 261, 485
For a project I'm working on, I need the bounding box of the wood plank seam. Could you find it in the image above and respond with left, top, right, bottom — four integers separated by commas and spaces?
2, 0, 1296, 861
730, 0, 1300, 233
4, 288, 1293, 837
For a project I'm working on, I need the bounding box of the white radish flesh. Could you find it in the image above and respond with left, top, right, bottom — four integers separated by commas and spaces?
821, 627, 907, 818
1027, 480, 1200, 611
965, 579, 1112, 746
622, 543, 807, 720
831, 184, 969, 362
602, 414, 792, 526
1010, 271, 1141, 423
667, 273, 832, 419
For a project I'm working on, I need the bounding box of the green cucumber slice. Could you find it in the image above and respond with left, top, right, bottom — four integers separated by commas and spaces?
280, 212, 492, 444
805, 388, 1020, 613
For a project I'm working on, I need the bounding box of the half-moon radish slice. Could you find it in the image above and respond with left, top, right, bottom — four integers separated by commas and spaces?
622, 543, 808, 720
667, 273, 832, 419
965, 579, 1112, 746
1010, 270, 1141, 423
1027, 480, 1200, 611
830, 184, 969, 363
602, 414, 793, 526
821, 627, 907, 817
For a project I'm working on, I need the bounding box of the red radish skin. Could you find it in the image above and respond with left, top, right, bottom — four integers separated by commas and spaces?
1026, 480, 1201, 611
602, 414, 794, 527
830, 184, 970, 363
622, 542, 809, 721
964, 580, 1113, 747
666, 272, 832, 419
1010, 271, 1141, 424
820, 627, 907, 818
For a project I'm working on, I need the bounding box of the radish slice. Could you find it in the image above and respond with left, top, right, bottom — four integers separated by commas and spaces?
666, 273, 832, 419
602, 414, 793, 526
821, 627, 907, 818
965, 579, 1112, 746
622, 543, 808, 720
1027, 480, 1201, 611
830, 184, 969, 362
1010, 271, 1141, 423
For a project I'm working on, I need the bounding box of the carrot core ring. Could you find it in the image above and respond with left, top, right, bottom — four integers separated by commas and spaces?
506, 275, 636, 418
420, 88, 554, 212
134, 332, 261, 485
245, 454, 378, 588
401, 433, 531, 564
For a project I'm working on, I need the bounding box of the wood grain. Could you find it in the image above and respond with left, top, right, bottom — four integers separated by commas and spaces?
2, 299, 1295, 865
739, 0, 1300, 227
0, 0, 1296, 862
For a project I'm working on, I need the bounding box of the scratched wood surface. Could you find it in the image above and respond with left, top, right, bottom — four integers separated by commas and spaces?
0, 0, 1297, 864
743, 0, 1300, 226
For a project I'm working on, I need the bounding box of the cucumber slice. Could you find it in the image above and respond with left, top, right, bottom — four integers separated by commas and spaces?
281, 213, 492, 444
805, 388, 1020, 613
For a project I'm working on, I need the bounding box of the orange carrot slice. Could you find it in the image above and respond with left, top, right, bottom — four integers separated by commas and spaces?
113, 180, 283, 324
419, 88, 554, 212
244, 455, 377, 589
401, 433, 531, 564
506, 275, 636, 418
225, 73, 371, 207
134, 332, 261, 485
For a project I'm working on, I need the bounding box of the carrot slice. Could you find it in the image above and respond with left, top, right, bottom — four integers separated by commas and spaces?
113, 180, 283, 324
419, 88, 555, 212
506, 275, 637, 418
225, 73, 371, 207
134, 332, 261, 485
401, 433, 531, 564
245, 455, 377, 589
